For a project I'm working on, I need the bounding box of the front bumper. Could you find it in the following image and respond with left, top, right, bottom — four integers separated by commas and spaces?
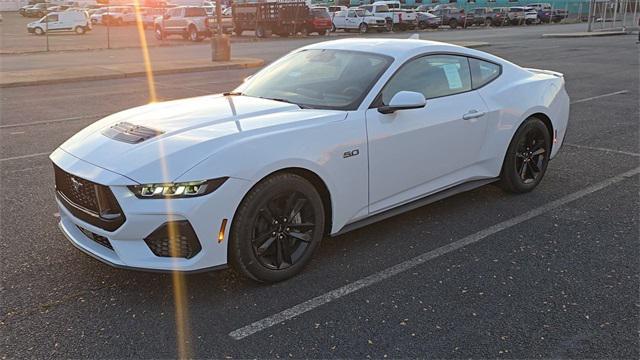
52, 149, 250, 272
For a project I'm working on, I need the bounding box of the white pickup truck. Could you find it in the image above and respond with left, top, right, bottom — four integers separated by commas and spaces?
331, 8, 388, 33
361, 1, 416, 31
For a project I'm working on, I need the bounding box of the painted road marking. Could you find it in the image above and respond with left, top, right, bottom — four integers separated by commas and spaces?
0, 114, 104, 129
571, 90, 628, 104
0, 152, 50, 162
564, 143, 640, 157
228, 166, 640, 340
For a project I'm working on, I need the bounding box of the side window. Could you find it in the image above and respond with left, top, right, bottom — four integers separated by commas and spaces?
469, 58, 500, 89
347, 10, 356, 17
47, 14, 59, 22
380, 55, 472, 104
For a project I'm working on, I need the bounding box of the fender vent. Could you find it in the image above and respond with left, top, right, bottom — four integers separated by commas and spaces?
102, 122, 164, 144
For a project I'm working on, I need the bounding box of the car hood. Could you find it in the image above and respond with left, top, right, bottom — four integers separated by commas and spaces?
58, 95, 346, 184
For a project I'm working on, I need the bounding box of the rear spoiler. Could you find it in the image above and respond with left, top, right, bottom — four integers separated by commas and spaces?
525, 68, 564, 78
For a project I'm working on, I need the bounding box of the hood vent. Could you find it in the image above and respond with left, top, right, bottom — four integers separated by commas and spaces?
102, 122, 164, 144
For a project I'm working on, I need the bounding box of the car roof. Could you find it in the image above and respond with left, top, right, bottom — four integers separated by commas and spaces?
303, 38, 474, 59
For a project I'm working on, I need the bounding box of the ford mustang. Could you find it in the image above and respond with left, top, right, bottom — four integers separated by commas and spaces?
51, 39, 570, 282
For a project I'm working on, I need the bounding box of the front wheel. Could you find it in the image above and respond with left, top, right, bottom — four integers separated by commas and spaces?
154, 26, 164, 40
75, 26, 85, 35
499, 117, 551, 193
229, 173, 325, 283
188, 26, 201, 42
34, 27, 44, 35
449, 19, 458, 29
359, 22, 368, 33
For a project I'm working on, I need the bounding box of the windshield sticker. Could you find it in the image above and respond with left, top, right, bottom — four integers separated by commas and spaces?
442, 64, 463, 89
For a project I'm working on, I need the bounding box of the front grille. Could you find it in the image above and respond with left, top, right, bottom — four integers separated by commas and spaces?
55, 166, 100, 212
77, 226, 113, 250
376, 20, 385, 24
144, 221, 202, 259
54, 164, 126, 232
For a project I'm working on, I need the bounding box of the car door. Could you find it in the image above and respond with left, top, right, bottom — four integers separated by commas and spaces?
365, 54, 489, 213
44, 13, 63, 31
346, 9, 358, 29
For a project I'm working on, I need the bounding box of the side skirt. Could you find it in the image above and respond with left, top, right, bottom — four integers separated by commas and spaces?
333, 178, 499, 237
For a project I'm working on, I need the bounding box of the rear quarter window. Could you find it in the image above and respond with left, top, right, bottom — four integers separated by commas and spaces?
469, 58, 501, 89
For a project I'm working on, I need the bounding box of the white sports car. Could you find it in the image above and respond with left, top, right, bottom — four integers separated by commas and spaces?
51, 39, 569, 282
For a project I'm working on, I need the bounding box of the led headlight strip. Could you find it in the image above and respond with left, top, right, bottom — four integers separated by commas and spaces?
128, 177, 228, 199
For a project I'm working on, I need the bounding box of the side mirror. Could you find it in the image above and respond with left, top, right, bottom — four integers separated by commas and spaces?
378, 91, 426, 114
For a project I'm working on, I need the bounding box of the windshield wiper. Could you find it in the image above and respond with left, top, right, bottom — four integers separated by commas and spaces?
258, 97, 312, 109
223, 91, 243, 96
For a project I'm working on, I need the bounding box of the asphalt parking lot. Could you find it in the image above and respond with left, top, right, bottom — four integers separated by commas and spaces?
1, 30, 638, 358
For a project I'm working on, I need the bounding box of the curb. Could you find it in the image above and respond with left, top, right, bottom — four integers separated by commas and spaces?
541, 30, 628, 38
0, 58, 264, 88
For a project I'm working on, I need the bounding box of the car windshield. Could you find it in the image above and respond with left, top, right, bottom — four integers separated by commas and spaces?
376, 5, 391, 12
237, 49, 392, 110
185, 7, 206, 17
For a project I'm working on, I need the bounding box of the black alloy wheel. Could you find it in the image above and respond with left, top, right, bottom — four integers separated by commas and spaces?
229, 173, 325, 282
499, 117, 551, 193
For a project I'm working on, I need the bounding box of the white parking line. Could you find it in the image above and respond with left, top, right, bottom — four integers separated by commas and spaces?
0, 152, 50, 162
565, 143, 640, 157
228, 166, 640, 340
571, 90, 629, 104
0, 114, 104, 129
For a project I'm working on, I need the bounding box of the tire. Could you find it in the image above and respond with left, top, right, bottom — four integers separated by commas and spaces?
359, 22, 368, 33
34, 27, 44, 35
418, 21, 426, 29
188, 25, 200, 42
525, 19, 532, 25
449, 19, 458, 29
318, 29, 327, 36
229, 173, 325, 283
154, 26, 164, 40
75, 26, 85, 35
498, 117, 551, 194
486, 17, 492, 26
330, 23, 336, 32
234, 26, 243, 36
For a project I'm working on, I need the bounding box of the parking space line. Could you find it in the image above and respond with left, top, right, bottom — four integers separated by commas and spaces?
571, 90, 628, 104
228, 166, 640, 341
0, 152, 50, 162
0, 114, 105, 129
564, 143, 640, 157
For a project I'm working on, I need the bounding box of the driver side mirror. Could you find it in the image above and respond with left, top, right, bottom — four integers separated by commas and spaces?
378, 91, 426, 114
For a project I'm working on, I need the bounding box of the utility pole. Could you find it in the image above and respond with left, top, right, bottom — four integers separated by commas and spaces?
587, 0, 596, 32
45, 0, 49, 51
211, 0, 230, 61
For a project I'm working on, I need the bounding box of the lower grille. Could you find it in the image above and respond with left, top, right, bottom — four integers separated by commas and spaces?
144, 221, 202, 259
54, 164, 126, 232
77, 226, 113, 250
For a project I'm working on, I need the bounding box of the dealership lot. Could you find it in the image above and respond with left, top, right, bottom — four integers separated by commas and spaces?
1, 29, 638, 358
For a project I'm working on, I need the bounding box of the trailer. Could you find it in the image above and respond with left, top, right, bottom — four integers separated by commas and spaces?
232, 0, 310, 38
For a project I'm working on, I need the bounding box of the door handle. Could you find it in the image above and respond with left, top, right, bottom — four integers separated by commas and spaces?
462, 110, 486, 120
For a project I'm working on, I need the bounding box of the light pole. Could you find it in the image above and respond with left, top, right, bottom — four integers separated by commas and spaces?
211, 0, 230, 61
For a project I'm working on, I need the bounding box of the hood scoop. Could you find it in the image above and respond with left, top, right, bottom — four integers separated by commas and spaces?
101, 122, 164, 144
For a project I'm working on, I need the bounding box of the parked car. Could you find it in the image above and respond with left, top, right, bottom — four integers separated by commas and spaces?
416, 11, 441, 29
429, 7, 471, 29
523, 6, 539, 24
473, 7, 505, 26
154, 6, 210, 41
332, 8, 387, 33
101, 6, 137, 26
19, 5, 34, 17
373, 1, 417, 30
551, 9, 569, 23
232, 0, 309, 38
360, 3, 396, 31
27, 10, 91, 35
507, 7, 526, 25
302, 7, 332, 35
528, 3, 553, 23
142, 7, 165, 29
24, 3, 58, 18
50, 39, 570, 282
328, 5, 347, 14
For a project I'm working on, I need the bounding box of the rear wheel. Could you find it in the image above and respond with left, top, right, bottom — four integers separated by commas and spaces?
359, 22, 368, 33
449, 19, 458, 29
229, 173, 325, 283
499, 117, 551, 193
318, 29, 327, 36
75, 26, 85, 35
188, 25, 200, 42
330, 23, 336, 32
256, 24, 267, 38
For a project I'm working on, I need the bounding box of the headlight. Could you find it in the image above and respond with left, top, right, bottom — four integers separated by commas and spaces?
128, 177, 228, 199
